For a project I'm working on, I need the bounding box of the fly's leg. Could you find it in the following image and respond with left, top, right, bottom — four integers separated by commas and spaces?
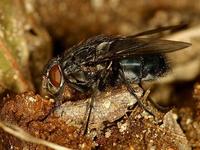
138, 82, 171, 112
54, 83, 65, 107
148, 97, 171, 112
39, 83, 66, 122
82, 62, 113, 135
82, 82, 99, 135
119, 69, 155, 117
126, 82, 155, 117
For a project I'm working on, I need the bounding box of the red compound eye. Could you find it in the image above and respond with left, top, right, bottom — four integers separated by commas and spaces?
49, 64, 62, 88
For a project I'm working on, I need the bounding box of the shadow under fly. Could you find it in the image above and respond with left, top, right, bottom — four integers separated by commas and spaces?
42, 24, 191, 134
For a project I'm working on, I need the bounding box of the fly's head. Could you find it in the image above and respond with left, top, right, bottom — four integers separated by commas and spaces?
42, 57, 64, 96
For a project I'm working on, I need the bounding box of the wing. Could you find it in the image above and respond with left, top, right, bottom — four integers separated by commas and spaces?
63, 24, 191, 65
83, 36, 191, 65
102, 37, 190, 58
129, 24, 187, 38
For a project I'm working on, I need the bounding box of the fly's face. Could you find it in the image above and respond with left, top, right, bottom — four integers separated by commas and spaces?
42, 58, 64, 96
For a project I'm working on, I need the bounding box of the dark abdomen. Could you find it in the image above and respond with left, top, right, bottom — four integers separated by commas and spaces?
119, 54, 169, 83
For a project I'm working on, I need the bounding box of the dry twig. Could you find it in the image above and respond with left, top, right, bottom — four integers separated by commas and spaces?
0, 121, 71, 150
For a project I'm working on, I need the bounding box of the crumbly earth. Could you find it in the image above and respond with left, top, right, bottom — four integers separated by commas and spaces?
0, 92, 92, 149
0, 86, 191, 149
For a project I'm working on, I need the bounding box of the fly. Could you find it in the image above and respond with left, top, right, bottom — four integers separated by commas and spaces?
42, 25, 191, 134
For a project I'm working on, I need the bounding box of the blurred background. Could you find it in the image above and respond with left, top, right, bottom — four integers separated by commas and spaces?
1, 0, 200, 103
0, 0, 200, 148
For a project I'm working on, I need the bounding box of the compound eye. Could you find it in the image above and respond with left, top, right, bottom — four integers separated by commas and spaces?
49, 64, 62, 88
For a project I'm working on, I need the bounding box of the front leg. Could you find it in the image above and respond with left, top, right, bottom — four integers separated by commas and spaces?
82, 80, 100, 135
82, 62, 112, 134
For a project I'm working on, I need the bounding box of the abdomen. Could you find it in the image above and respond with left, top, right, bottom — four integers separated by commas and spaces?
119, 54, 169, 83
